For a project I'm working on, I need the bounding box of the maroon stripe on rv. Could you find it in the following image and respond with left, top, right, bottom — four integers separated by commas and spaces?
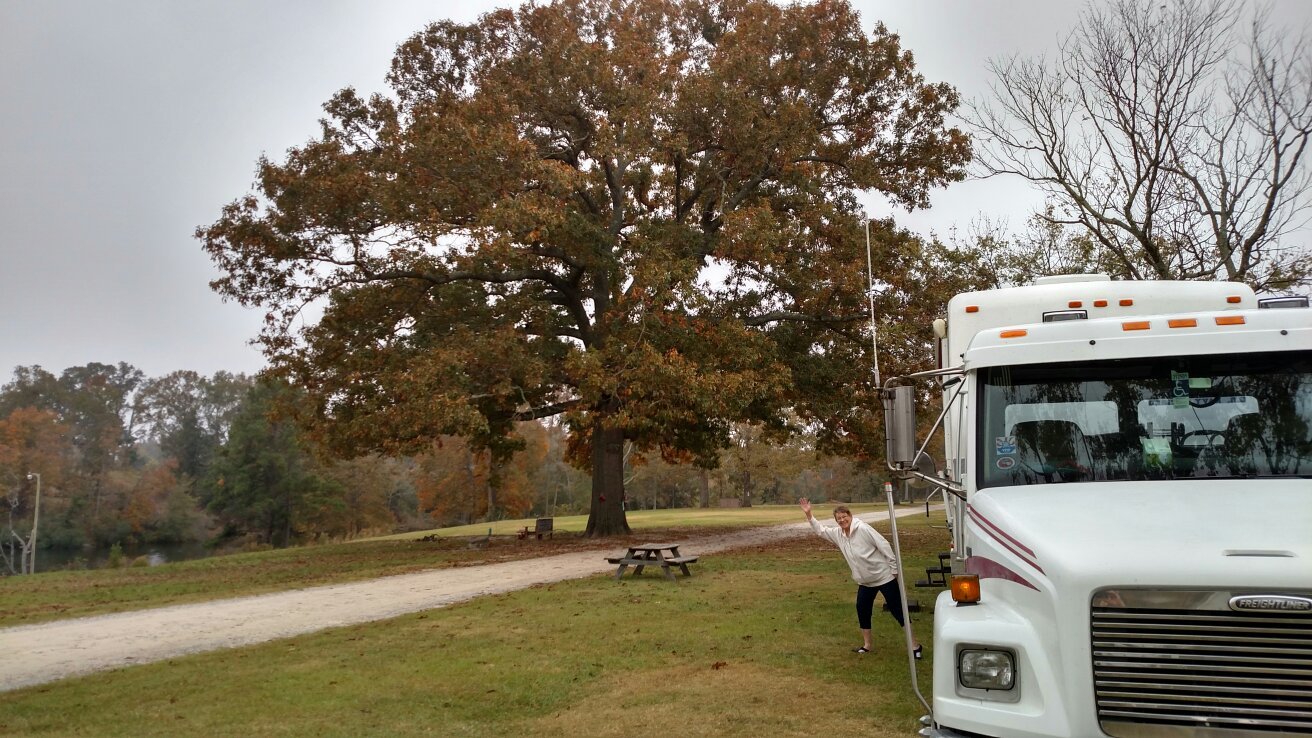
967, 505, 1036, 556
967, 507, 1045, 575
966, 555, 1038, 591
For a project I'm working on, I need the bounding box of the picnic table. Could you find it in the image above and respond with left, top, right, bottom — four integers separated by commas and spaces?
606, 542, 698, 581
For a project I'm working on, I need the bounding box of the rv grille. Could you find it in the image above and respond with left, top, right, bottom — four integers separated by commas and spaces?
1091, 601, 1312, 736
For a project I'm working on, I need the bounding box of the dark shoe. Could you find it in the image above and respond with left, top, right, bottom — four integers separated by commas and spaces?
913, 645, 924, 660
852, 647, 871, 654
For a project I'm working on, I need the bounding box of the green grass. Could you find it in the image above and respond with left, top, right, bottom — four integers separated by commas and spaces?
0, 504, 898, 628
0, 515, 949, 738
376, 502, 892, 539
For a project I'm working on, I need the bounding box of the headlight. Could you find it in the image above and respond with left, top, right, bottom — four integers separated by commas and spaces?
959, 649, 1015, 691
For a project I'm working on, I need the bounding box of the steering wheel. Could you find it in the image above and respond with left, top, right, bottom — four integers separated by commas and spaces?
1188, 395, 1221, 408
1180, 430, 1226, 447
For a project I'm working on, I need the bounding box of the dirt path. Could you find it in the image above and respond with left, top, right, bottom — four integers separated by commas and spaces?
0, 508, 931, 693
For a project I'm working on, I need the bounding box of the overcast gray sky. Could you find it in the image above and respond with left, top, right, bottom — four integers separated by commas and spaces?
1, 1, 1307, 381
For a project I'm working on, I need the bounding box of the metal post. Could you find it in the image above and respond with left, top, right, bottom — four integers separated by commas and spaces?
25, 473, 40, 575
886, 481, 931, 715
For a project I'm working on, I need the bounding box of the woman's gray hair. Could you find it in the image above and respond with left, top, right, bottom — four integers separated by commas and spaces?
832, 505, 851, 517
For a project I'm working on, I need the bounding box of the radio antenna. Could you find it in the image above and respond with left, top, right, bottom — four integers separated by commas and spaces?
865, 217, 883, 388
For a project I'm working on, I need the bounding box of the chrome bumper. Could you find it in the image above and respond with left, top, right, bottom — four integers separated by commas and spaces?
918, 716, 980, 738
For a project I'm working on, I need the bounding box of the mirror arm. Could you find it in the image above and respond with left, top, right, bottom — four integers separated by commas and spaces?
912, 377, 965, 475
900, 366, 966, 381
902, 470, 966, 500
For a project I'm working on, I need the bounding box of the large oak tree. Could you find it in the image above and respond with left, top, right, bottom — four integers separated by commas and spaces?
199, 0, 969, 535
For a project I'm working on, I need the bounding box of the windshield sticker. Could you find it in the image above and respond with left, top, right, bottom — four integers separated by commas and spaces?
1189, 377, 1212, 388
1171, 370, 1190, 407
995, 436, 1017, 455
996, 456, 1016, 470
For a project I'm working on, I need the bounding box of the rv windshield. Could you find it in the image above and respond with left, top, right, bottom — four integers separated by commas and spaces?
977, 350, 1312, 488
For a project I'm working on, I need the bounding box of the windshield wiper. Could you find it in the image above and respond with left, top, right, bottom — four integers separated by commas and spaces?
1190, 473, 1312, 480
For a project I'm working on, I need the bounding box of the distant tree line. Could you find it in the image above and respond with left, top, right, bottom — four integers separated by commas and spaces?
0, 362, 900, 571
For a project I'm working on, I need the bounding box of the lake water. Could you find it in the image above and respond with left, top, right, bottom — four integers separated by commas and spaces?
33, 541, 214, 573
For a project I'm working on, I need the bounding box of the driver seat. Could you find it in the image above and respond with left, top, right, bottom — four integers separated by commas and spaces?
1226, 413, 1270, 475
1010, 420, 1093, 482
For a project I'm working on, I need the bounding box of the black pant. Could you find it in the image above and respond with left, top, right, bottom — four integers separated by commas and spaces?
856, 578, 906, 629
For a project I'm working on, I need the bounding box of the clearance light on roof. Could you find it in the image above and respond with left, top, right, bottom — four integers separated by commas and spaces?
1215, 315, 1246, 326
1093, 299, 1108, 307
1122, 321, 1151, 331
1000, 329, 1028, 338
1120, 299, 1134, 307
965, 305, 980, 313
1168, 318, 1198, 328
1068, 300, 1083, 308
1227, 295, 1243, 304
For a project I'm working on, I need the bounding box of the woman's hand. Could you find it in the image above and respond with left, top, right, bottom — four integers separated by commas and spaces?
799, 497, 813, 519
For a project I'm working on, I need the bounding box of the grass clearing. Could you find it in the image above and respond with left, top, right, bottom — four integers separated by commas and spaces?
382, 502, 891, 539
0, 503, 901, 628
0, 515, 948, 737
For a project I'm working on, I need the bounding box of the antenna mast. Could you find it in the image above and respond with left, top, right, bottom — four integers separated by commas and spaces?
865, 218, 883, 388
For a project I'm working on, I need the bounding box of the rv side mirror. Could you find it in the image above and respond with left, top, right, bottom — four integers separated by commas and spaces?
883, 385, 917, 470
915, 451, 937, 477
904, 451, 939, 490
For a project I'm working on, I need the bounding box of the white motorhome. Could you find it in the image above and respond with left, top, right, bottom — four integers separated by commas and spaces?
882, 274, 1312, 738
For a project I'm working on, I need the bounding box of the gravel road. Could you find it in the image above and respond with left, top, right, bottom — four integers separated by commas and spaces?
0, 508, 930, 693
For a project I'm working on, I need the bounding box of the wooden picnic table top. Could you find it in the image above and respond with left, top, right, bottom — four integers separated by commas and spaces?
629, 542, 680, 551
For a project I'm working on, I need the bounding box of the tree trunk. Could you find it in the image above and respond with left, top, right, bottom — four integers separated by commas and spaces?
585, 420, 630, 537
699, 469, 710, 508
484, 451, 498, 523
463, 449, 478, 521
283, 489, 292, 548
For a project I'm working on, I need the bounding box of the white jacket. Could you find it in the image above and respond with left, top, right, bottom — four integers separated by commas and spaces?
809, 515, 898, 587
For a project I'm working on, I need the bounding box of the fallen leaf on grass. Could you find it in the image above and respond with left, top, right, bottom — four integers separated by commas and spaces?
711, 661, 728, 670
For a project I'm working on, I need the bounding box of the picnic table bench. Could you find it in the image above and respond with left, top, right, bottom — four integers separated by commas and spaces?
606, 542, 698, 581
467, 528, 492, 549
517, 517, 554, 540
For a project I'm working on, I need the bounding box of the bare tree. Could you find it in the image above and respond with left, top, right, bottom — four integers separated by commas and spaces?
951, 208, 1107, 288
969, 0, 1312, 290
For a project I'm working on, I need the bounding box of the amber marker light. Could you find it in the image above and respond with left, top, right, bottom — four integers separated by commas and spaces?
1215, 316, 1246, 326
999, 329, 1028, 338
1168, 318, 1198, 328
1119, 299, 1134, 306
965, 305, 980, 313
1227, 296, 1243, 304
1122, 321, 1151, 331
1093, 300, 1108, 307
950, 575, 981, 605
1068, 300, 1083, 308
